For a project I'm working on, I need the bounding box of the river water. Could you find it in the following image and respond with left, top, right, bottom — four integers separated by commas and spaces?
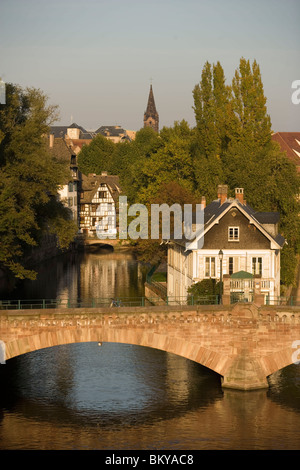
0, 250, 299, 451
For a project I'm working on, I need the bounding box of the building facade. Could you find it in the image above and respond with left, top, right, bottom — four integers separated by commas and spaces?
79, 173, 121, 237
167, 186, 286, 304
49, 134, 80, 223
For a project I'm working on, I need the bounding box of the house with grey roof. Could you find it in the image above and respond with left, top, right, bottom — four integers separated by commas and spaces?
50, 123, 135, 151
167, 185, 286, 304
50, 122, 95, 140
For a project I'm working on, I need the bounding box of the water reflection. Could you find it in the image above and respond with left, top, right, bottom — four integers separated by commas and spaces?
0, 251, 147, 301
267, 365, 300, 413
0, 343, 300, 450
0, 343, 223, 429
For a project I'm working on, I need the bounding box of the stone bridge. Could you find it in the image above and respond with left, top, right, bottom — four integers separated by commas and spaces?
1, 302, 300, 391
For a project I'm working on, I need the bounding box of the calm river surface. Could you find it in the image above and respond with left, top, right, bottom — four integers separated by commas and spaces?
0, 250, 299, 450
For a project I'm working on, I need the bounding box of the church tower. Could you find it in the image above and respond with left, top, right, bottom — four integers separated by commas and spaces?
144, 84, 159, 133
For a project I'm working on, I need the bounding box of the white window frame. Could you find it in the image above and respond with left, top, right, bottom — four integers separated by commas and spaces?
205, 257, 216, 278
252, 257, 262, 276
228, 226, 239, 241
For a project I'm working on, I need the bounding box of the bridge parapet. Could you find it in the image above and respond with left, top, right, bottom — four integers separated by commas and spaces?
1, 303, 300, 391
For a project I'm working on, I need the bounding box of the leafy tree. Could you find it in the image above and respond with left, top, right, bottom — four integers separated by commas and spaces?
134, 180, 200, 265
77, 133, 115, 175
0, 83, 77, 280
193, 61, 232, 157
137, 120, 195, 204
187, 279, 221, 300
115, 127, 162, 204
133, 126, 162, 158
192, 61, 230, 201
230, 58, 271, 148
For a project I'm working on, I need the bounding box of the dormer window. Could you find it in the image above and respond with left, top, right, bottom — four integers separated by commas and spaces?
228, 226, 239, 241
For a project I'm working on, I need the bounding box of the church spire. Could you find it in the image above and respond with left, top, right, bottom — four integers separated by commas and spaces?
144, 84, 159, 132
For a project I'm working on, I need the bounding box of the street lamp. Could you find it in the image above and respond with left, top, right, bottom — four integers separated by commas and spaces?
219, 250, 223, 304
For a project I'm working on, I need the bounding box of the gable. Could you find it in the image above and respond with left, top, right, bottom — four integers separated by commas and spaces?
91, 183, 115, 204
202, 207, 271, 250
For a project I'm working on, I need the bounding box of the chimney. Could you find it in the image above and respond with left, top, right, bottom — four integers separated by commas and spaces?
201, 196, 206, 208
217, 185, 228, 205
235, 188, 244, 204
49, 134, 54, 148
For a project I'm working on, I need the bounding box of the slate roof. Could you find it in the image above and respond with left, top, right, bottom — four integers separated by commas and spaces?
50, 123, 135, 142
94, 126, 132, 141
50, 123, 94, 140
80, 173, 121, 204
170, 196, 285, 249
203, 200, 280, 229
48, 136, 74, 162
202, 198, 285, 248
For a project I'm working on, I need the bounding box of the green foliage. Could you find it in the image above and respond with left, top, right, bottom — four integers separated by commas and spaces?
77, 133, 115, 175
230, 58, 271, 148
0, 83, 77, 279
193, 61, 232, 158
116, 127, 162, 204
137, 120, 195, 204
187, 279, 221, 297
280, 246, 299, 288
151, 272, 167, 282
133, 180, 201, 264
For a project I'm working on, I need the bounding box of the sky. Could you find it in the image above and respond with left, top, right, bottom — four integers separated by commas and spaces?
0, 0, 299, 132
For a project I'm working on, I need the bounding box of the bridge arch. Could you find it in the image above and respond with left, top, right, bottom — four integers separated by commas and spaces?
1, 303, 300, 390
4, 325, 226, 381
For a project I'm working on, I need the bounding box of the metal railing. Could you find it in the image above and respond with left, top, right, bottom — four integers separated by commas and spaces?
0, 295, 298, 310
0, 294, 220, 310
265, 296, 300, 306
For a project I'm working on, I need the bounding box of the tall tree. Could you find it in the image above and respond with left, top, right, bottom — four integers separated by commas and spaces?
0, 84, 77, 280
230, 58, 271, 147
115, 126, 162, 204
225, 59, 300, 286
192, 61, 230, 200
137, 120, 194, 204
